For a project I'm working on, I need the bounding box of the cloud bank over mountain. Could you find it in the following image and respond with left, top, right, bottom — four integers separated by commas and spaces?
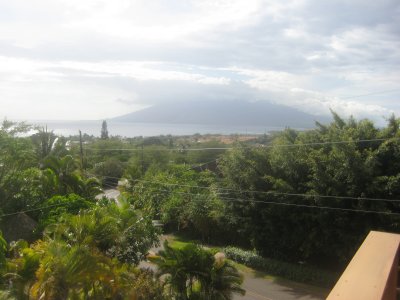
112, 99, 330, 128
0, 0, 399, 124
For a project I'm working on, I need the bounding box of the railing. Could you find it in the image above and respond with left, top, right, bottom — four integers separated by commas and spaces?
327, 231, 400, 300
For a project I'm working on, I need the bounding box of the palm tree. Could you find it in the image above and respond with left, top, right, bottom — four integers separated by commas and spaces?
5, 240, 40, 299
151, 241, 202, 299
46, 210, 119, 254
45, 202, 158, 266
43, 155, 80, 194
30, 240, 114, 300
30, 206, 161, 299
152, 243, 245, 300
42, 155, 101, 198
78, 176, 102, 199
0, 231, 6, 270
31, 126, 58, 161
0, 291, 15, 300
205, 253, 245, 300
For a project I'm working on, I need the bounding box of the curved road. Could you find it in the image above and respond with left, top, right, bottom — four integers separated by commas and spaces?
96, 190, 327, 300
233, 272, 326, 300
142, 236, 327, 300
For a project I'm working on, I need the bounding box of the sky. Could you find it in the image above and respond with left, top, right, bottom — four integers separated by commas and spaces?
0, 0, 399, 124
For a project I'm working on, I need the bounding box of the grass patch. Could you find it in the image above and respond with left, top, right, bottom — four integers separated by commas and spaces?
231, 261, 277, 281
167, 234, 221, 252
169, 239, 190, 250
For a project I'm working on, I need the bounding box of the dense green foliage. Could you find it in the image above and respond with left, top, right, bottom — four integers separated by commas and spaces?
119, 114, 400, 272
218, 114, 400, 267
128, 165, 224, 240
86, 114, 400, 271
1, 113, 400, 297
38, 194, 94, 229
0, 232, 6, 271
2, 203, 162, 299
0, 121, 244, 298
0, 122, 166, 299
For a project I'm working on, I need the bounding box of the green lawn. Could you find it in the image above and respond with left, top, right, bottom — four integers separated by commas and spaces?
168, 239, 191, 250
166, 234, 206, 249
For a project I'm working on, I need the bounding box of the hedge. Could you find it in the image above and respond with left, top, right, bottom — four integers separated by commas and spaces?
223, 246, 338, 288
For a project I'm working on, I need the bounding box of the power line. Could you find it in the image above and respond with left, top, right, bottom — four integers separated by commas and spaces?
85, 147, 231, 152
170, 191, 400, 216
186, 159, 219, 170
340, 88, 400, 99
84, 172, 400, 203
84, 137, 398, 152
122, 185, 400, 216
0, 202, 75, 218
95, 177, 400, 216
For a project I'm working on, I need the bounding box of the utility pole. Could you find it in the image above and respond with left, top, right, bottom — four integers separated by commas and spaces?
79, 130, 84, 170
141, 143, 144, 175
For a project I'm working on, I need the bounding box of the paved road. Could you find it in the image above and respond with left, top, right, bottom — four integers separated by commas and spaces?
96, 188, 120, 202
104, 189, 120, 200
233, 272, 325, 300
140, 235, 327, 300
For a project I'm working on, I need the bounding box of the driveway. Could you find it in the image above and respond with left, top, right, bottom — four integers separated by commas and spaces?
233, 269, 326, 300
96, 188, 121, 203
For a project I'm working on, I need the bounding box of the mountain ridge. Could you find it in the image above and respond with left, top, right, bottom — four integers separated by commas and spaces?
112, 100, 329, 128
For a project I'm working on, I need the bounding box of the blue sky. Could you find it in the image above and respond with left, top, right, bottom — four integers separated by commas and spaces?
0, 0, 399, 123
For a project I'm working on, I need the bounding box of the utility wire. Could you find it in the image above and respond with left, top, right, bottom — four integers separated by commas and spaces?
84, 172, 400, 203
170, 191, 400, 216
340, 88, 400, 99
84, 137, 398, 152
3, 184, 398, 219
85, 147, 231, 152
96, 178, 400, 216
186, 159, 219, 170
111, 183, 400, 216
0, 202, 74, 218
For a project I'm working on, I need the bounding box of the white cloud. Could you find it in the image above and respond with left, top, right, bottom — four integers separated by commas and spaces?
0, 56, 231, 85
62, 0, 264, 41
0, 0, 399, 121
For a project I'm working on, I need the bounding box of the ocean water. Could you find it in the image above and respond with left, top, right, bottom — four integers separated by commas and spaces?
30, 120, 286, 137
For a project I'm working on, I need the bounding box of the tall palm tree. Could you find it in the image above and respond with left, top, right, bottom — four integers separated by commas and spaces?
31, 127, 58, 161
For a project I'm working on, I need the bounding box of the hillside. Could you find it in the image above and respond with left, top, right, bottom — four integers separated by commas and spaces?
112, 100, 328, 128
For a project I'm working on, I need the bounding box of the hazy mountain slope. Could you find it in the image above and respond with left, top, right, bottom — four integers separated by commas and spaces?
113, 100, 328, 128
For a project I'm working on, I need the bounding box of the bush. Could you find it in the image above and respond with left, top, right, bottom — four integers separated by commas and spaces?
38, 194, 94, 229
94, 158, 124, 187
223, 246, 338, 288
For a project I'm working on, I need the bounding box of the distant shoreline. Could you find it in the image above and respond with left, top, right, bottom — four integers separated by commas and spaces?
27, 120, 302, 138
